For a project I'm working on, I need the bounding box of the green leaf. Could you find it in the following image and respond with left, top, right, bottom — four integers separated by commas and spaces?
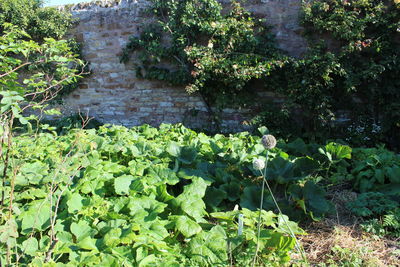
187, 226, 228, 266
166, 143, 198, 164
166, 142, 181, 157
204, 187, 227, 210
386, 166, 400, 183
170, 215, 202, 237
67, 192, 84, 213
21, 237, 38, 256
18, 116, 28, 125
258, 126, 269, 135
128, 160, 147, 176
104, 228, 122, 247
178, 146, 197, 164
0, 219, 18, 246
240, 186, 274, 211
128, 196, 167, 223
265, 157, 299, 184
70, 220, 96, 242
175, 177, 209, 221
143, 220, 170, 240
219, 182, 240, 201
114, 175, 135, 195
103, 162, 127, 173
147, 165, 179, 185
138, 255, 158, 267
323, 142, 352, 161
303, 181, 332, 219
21, 201, 51, 234
77, 236, 98, 251
265, 232, 295, 252
276, 214, 305, 235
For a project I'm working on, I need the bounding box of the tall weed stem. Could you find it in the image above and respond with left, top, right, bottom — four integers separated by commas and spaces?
252, 150, 269, 266
252, 150, 308, 266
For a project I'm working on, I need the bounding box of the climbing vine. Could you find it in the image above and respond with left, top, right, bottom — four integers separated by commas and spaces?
122, 0, 400, 149
121, 0, 283, 109
285, 0, 400, 146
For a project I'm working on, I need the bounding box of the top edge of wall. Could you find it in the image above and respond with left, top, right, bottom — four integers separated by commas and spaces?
59, 0, 145, 12
58, 0, 269, 12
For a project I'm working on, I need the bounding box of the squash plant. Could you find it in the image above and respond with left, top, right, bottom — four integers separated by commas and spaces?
0, 124, 307, 265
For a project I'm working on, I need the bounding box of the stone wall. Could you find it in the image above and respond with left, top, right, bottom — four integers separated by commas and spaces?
61, 0, 305, 131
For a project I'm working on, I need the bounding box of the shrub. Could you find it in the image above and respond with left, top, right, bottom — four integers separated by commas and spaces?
0, 0, 74, 40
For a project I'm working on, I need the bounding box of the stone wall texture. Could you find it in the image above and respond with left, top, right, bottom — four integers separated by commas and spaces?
61, 0, 305, 131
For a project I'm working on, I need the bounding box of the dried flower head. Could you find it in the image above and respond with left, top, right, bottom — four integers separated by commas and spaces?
253, 159, 265, 170
261, 134, 277, 149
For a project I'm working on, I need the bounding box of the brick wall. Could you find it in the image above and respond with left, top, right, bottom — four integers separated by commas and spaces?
61, 0, 305, 131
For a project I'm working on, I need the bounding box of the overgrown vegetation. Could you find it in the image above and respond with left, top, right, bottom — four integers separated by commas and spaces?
1, 124, 313, 265
0, 13, 85, 264
120, 0, 283, 125
1, 0, 399, 265
122, 0, 400, 149
276, 0, 400, 148
1, 121, 399, 265
0, 0, 85, 100
0, 0, 74, 40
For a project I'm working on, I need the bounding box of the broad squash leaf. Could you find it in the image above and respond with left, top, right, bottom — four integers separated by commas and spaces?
67, 192, 85, 213
114, 175, 135, 195
170, 215, 202, 237
187, 226, 228, 266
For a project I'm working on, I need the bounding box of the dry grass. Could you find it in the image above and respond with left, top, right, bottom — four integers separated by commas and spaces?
298, 221, 399, 266
291, 186, 400, 266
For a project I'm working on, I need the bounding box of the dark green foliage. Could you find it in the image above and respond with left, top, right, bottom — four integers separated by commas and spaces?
348, 192, 400, 237
250, 103, 301, 140
351, 192, 400, 238
266, 0, 400, 148
350, 147, 400, 192
41, 114, 103, 135
122, 0, 400, 149
361, 209, 400, 238
347, 192, 398, 217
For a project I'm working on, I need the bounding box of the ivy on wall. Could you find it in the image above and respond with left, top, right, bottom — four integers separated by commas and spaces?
283, 0, 400, 146
122, 0, 400, 149
120, 0, 283, 109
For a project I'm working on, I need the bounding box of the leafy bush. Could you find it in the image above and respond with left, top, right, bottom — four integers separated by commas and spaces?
361, 208, 400, 238
347, 192, 400, 238
0, 0, 85, 101
350, 147, 400, 192
0, 24, 86, 266
347, 192, 398, 217
0, 0, 74, 40
121, 0, 282, 112
0, 24, 85, 124
255, 0, 399, 148
285, 0, 400, 148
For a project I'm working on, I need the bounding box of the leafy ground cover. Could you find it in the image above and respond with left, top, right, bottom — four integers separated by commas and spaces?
1, 123, 400, 266
1, 124, 306, 266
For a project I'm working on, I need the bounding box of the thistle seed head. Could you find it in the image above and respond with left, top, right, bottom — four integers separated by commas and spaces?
253, 159, 265, 170
262, 134, 277, 149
